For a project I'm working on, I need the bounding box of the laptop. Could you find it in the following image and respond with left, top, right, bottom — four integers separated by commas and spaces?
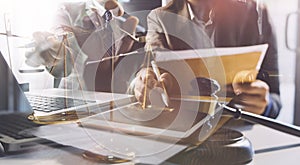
0, 51, 133, 152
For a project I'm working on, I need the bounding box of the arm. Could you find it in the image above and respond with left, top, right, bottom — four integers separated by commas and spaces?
231, 3, 281, 118
258, 4, 281, 118
128, 9, 168, 101
145, 9, 169, 50
25, 3, 82, 78
26, 2, 139, 79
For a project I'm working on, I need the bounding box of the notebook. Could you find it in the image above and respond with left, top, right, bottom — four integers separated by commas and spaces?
0, 51, 132, 152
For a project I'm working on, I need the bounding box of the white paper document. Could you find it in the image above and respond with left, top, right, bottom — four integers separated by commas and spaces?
154, 44, 269, 98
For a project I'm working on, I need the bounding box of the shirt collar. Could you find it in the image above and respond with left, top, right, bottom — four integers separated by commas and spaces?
187, 2, 214, 27
187, 2, 195, 21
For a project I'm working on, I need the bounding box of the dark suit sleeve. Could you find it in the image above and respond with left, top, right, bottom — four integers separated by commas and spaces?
257, 5, 282, 118
215, 1, 282, 118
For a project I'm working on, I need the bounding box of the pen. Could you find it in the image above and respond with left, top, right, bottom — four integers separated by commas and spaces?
151, 60, 170, 107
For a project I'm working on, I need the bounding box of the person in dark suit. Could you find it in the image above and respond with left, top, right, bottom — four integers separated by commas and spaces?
25, 0, 139, 91
133, 0, 281, 118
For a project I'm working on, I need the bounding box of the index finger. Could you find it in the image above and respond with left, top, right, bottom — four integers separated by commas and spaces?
234, 80, 269, 95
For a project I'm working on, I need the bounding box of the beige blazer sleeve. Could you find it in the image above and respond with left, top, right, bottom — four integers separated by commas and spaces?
145, 9, 170, 50
145, 8, 213, 51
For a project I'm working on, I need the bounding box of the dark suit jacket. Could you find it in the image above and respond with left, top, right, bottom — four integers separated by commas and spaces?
146, 0, 281, 118
47, 1, 139, 91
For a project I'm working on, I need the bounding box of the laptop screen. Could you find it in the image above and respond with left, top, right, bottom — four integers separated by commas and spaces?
0, 51, 32, 113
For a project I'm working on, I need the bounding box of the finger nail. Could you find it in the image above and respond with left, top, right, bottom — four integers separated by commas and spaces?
235, 90, 241, 95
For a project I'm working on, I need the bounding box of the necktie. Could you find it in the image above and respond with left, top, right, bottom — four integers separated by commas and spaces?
101, 10, 115, 57
102, 10, 113, 28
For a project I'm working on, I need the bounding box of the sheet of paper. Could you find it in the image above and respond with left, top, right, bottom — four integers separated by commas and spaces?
154, 44, 269, 97
30, 123, 188, 164
155, 44, 268, 70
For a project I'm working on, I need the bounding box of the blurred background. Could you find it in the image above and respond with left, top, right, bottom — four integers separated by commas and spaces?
0, 0, 299, 125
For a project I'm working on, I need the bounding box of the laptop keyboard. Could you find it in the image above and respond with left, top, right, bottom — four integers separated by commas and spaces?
26, 95, 94, 113
0, 113, 38, 139
0, 96, 95, 140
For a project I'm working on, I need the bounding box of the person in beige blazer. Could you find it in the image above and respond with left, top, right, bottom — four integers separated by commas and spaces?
134, 0, 281, 118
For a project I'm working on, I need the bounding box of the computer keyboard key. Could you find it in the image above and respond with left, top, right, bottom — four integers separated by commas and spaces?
26, 95, 90, 113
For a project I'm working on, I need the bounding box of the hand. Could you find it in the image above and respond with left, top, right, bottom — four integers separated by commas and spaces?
133, 68, 175, 106
25, 31, 64, 67
230, 80, 270, 115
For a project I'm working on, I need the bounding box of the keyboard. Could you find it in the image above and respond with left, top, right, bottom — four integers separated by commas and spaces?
26, 95, 94, 113
0, 113, 38, 139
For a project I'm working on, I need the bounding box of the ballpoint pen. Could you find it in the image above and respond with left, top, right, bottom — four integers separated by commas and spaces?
151, 60, 170, 107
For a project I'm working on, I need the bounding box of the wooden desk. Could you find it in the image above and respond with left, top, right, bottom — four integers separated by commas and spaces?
1, 121, 300, 164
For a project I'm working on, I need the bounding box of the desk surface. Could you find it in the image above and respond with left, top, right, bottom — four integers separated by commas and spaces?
1, 121, 300, 164
227, 121, 300, 165
228, 121, 300, 151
